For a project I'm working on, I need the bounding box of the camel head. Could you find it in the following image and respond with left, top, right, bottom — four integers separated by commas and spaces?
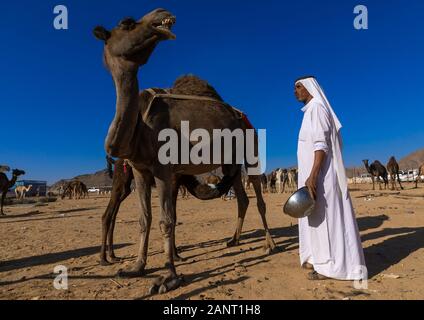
12, 169, 25, 177
93, 8, 176, 70
362, 159, 369, 166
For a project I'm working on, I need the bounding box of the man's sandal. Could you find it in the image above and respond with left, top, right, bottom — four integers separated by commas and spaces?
307, 271, 328, 280
302, 263, 314, 270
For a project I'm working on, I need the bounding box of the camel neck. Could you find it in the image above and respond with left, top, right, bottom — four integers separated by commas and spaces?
9, 175, 18, 188
105, 68, 141, 158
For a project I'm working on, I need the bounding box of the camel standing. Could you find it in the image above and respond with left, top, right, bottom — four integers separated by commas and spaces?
94, 8, 275, 293
363, 159, 389, 190
101, 156, 236, 265
275, 169, 284, 193
0, 169, 26, 215
415, 163, 424, 188
268, 171, 277, 193
386, 156, 404, 191
15, 185, 32, 200
287, 168, 298, 193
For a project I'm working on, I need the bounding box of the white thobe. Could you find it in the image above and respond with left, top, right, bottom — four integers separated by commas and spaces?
297, 98, 366, 280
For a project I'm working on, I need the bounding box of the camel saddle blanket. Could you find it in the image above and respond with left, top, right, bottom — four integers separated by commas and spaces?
143, 88, 255, 130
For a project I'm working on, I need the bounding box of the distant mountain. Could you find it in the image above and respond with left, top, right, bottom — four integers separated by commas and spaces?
50, 169, 112, 190
398, 148, 424, 170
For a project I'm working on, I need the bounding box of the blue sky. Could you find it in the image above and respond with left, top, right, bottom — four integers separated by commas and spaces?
1, 0, 423, 184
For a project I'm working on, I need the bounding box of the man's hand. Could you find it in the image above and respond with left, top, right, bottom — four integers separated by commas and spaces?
305, 174, 318, 200
305, 150, 326, 200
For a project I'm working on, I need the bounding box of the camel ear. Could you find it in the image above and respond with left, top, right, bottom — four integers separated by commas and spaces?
93, 26, 111, 41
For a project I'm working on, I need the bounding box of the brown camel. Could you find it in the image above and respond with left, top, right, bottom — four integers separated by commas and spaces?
61, 181, 88, 200
267, 171, 277, 193
101, 156, 229, 265
386, 156, 404, 191
260, 173, 268, 193
15, 185, 32, 200
363, 159, 389, 190
415, 163, 424, 188
94, 8, 275, 294
0, 169, 25, 215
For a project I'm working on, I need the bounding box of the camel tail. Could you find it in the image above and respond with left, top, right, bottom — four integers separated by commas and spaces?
179, 175, 235, 200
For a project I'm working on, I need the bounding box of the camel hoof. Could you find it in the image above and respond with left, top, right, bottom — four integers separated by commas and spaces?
173, 253, 186, 262
99, 259, 112, 266
226, 238, 239, 247
159, 277, 183, 294
109, 256, 124, 263
263, 247, 272, 255
150, 276, 183, 295
159, 284, 168, 294
117, 265, 145, 278
149, 284, 159, 295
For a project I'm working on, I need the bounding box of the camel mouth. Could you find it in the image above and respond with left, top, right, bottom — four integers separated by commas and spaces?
152, 16, 176, 40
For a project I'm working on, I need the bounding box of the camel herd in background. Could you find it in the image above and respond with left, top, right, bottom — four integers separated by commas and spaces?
0, 155, 423, 215
60, 180, 89, 200
361, 156, 424, 191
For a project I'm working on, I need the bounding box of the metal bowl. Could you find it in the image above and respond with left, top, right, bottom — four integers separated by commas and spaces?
283, 187, 316, 218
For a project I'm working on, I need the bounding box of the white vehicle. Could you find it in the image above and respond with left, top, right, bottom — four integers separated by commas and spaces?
87, 187, 100, 193
399, 170, 418, 182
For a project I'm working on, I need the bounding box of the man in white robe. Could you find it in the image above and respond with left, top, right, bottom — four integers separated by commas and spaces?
294, 76, 366, 281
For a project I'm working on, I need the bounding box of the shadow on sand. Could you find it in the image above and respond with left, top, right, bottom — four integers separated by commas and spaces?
362, 226, 424, 278
0, 244, 131, 273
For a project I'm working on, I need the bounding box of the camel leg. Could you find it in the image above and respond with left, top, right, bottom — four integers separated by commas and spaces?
171, 177, 184, 262
118, 170, 152, 278
397, 173, 404, 190
149, 173, 182, 295
250, 175, 277, 254
227, 170, 249, 247
1, 192, 6, 216
107, 174, 133, 262
100, 197, 120, 265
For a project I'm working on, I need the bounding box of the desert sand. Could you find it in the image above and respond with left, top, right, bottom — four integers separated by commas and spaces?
0, 183, 423, 300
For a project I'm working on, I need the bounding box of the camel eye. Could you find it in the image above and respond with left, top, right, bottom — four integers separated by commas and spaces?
119, 17, 137, 30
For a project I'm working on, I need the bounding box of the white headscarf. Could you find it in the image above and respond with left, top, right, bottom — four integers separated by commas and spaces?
296, 77, 349, 198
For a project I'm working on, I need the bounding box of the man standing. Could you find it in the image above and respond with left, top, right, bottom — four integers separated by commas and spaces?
294, 76, 366, 281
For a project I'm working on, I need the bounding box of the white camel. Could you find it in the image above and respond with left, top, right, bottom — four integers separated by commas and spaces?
15, 185, 32, 200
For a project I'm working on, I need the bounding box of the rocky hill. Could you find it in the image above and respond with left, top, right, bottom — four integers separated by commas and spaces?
398, 148, 424, 170
50, 169, 112, 190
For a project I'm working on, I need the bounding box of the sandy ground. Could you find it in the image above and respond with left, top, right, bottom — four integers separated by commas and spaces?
0, 183, 423, 300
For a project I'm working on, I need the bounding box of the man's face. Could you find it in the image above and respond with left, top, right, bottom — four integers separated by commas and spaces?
294, 82, 312, 103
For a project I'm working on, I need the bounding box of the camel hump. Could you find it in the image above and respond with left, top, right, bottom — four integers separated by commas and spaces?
171, 74, 223, 101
